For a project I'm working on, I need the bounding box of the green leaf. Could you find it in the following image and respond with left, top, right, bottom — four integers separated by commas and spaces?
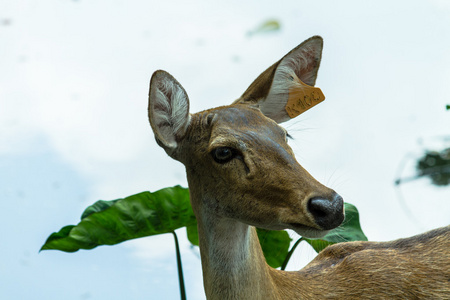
41, 186, 194, 252
81, 199, 119, 219
257, 228, 292, 268
305, 202, 368, 253
186, 222, 199, 246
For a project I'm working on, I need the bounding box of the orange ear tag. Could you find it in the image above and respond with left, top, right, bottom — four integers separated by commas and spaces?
285, 76, 325, 118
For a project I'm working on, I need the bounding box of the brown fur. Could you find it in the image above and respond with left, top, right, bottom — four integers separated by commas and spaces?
272, 225, 450, 299
148, 36, 450, 299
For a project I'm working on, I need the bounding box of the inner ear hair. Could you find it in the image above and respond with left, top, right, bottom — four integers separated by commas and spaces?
148, 70, 190, 150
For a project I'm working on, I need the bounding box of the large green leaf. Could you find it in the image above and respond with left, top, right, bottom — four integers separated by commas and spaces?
304, 202, 368, 253
257, 228, 292, 268
41, 186, 194, 252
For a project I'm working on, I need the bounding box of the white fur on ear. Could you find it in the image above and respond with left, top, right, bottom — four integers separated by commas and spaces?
148, 70, 190, 149
261, 36, 323, 123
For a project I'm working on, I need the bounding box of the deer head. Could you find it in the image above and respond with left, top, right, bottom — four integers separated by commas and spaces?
148, 36, 344, 238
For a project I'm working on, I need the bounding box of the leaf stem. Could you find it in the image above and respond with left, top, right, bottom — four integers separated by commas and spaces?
172, 231, 187, 300
280, 237, 303, 270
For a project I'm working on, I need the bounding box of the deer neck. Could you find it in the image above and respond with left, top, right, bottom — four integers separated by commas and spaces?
193, 198, 280, 300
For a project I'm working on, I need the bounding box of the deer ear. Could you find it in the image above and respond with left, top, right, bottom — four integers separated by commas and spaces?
234, 36, 323, 123
148, 70, 190, 150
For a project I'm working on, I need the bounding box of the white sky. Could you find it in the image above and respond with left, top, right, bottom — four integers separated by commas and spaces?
1, 1, 449, 299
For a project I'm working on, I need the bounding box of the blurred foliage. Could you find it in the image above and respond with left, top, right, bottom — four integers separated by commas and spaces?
247, 19, 281, 37
417, 148, 450, 186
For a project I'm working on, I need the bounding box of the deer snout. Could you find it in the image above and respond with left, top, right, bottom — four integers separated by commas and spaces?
308, 193, 344, 230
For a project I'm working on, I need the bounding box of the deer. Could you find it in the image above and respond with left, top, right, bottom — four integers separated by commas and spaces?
148, 36, 450, 299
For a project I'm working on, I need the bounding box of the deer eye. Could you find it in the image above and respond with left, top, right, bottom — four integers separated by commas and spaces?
211, 147, 236, 164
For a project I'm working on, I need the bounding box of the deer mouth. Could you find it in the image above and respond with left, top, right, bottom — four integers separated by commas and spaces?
288, 223, 329, 238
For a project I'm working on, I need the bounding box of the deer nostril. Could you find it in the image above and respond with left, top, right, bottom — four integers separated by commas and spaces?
308, 199, 329, 218
308, 194, 344, 230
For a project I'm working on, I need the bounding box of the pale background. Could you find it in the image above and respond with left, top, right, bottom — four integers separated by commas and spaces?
1, 1, 449, 299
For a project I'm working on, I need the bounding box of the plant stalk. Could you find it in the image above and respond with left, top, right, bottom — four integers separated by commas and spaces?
172, 231, 187, 300
280, 237, 303, 271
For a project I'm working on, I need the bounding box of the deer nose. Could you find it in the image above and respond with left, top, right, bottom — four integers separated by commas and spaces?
308, 193, 344, 230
